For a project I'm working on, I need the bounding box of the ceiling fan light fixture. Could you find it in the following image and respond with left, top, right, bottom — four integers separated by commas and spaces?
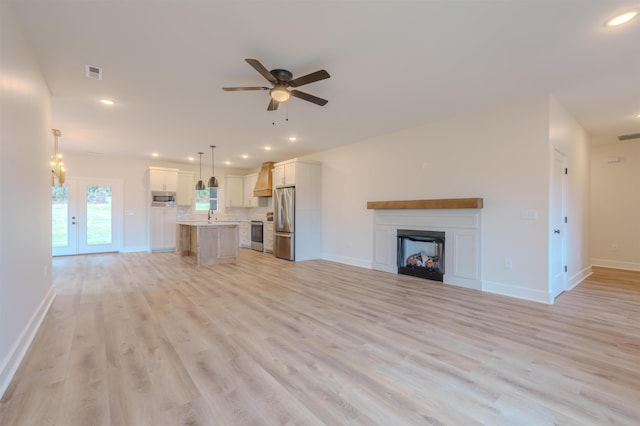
604, 10, 638, 27
270, 86, 290, 102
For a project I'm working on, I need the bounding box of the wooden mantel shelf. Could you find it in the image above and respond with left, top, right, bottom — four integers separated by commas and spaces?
367, 198, 483, 210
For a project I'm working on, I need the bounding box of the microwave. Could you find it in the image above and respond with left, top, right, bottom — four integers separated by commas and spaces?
151, 191, 176, 206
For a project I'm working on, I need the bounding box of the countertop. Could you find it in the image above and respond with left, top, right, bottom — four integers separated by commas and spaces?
177, 221, 240, 227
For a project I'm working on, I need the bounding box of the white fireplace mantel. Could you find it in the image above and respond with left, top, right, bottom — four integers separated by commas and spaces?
372, 208, 482, 290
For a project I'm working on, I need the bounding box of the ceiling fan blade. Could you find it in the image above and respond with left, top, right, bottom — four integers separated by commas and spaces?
288, 70, 330, 87
222, 87, 269, 91
245, 59, 276, 84
290, 90, 328, 106
267, 99, 280, 111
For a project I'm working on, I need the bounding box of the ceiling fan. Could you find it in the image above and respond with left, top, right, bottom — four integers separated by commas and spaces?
222, 59, 330, 111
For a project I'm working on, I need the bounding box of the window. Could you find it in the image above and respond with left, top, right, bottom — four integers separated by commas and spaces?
195, 187, 219, 212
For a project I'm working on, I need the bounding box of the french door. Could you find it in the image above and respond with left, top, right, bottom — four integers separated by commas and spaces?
52, 177, 123, 256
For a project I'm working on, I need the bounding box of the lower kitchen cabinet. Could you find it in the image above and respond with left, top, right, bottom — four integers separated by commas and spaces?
263, 222, 274, 253
150, 206, 177, 252
239, 221, 251, 248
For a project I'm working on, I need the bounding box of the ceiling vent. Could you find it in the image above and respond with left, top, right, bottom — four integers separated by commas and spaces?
617, 133, 640, 142
85, 64, 103, 80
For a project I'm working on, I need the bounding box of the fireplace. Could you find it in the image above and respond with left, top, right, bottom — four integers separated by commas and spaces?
397, 229, 445, 282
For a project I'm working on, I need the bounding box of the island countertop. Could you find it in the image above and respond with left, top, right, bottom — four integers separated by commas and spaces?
177, 221, 240, 227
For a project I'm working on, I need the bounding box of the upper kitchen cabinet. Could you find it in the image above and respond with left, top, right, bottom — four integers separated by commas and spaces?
272, 161, 296, 187
225, 175, 244, 207
177, 171, 194, 206
149, 167, 178, 192
243, 173, 259, 207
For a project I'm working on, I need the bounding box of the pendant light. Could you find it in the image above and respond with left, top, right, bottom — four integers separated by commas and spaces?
207, 145, 219, 188
195, 152, 205, 190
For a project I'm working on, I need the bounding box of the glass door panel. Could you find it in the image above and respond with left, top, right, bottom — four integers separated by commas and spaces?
52, 182, 78, 256
85, 186, 113, 245
78, 181, 118, 254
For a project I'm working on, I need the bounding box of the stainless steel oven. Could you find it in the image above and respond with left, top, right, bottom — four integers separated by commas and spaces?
251, 221, 263, 251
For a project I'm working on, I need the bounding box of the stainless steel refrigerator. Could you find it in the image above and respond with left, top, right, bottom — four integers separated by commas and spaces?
274, 186, 295, 260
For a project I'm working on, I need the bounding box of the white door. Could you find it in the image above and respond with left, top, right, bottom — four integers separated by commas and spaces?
52, 177, 122, 256
550, 149, 567, 298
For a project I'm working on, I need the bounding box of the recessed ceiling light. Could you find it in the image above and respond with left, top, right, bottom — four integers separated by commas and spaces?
151, 153, 159, 157
187, 157, 194, 161
224, 161, 231, 165
264, 146, 271, 151
635, 113, 640, 118
604, 10, 638, 27
289, 136, 297, 142
100, 99, 115, 105
241, 154, 249, 159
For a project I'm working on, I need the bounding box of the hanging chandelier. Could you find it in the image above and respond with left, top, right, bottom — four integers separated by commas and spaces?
51, 129, 66, 186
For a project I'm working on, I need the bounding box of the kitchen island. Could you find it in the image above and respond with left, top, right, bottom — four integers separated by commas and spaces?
176, 222, 239, 266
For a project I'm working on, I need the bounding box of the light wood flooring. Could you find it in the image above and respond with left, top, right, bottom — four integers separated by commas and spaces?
1, 250, 639, 425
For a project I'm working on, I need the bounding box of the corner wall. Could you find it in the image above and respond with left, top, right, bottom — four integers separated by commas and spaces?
591, 141, 640, 270
0, 2, 55, 397
548, 95, 592, 288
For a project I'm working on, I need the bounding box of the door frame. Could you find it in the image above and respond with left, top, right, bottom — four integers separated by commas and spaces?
52, 176, 123, 256
549, 149, 568, 299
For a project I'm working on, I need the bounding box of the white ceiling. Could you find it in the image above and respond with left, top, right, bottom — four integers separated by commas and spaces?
10, 0, 640, 170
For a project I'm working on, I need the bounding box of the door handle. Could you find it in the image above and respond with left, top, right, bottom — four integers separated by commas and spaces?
554, 229, 560, 234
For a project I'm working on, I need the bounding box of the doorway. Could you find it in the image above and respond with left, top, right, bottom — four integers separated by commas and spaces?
52, 177, 123, 256
550, 149, 567, 298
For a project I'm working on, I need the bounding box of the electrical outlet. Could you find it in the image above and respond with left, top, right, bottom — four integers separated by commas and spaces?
504, 258, 513, 269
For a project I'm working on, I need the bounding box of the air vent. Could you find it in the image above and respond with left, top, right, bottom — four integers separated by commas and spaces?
85, 64, 103, 80
618, 133, 640, 141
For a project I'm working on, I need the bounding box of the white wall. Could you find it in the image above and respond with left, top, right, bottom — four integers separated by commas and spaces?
309, 94, 591, 303
549, 95, 592, 286
591, 141, 640, 270
62, 153, 257, 252
0, 2, 55, 397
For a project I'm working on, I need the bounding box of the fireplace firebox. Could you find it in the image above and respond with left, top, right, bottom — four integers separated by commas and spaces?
397, 229, 445, 282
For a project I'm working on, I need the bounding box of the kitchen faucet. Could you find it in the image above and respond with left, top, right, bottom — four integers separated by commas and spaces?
208, 209, 213, 221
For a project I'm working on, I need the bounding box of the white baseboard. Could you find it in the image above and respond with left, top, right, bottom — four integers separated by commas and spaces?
120, 245, 148, 253
320, 253, 372, 269
483, 280, 553, 304
567, 265, 592, 290
591, 258, 640, 272
0, 286, 55, 399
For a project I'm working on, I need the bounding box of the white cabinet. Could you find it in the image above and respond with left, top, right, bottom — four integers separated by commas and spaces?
225, 175, 244, 207
150, 207, 177, 252
239, 221, 251, 248
226, 174, 265, 208
263, 222, 274, 253
272, 161, 296, 187
243, 173, 259, 207
177, 171, 194, 206
149, 167, 178, 192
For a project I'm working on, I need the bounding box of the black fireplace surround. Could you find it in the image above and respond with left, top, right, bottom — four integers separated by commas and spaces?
397, 229, 445, 282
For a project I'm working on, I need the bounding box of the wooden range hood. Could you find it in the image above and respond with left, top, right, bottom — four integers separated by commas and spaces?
253, 161, 275, 197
